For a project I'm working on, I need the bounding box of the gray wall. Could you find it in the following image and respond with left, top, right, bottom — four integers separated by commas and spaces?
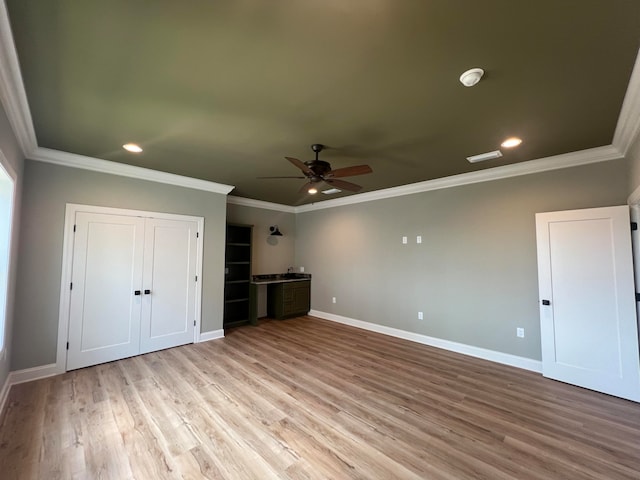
0, 103, 24, 387
295, 159, 629, 361
226, 203, 296, 275
12, 160, 228, 370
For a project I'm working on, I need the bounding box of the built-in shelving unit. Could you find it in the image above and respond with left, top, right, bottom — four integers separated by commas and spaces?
223, 223, 253, 328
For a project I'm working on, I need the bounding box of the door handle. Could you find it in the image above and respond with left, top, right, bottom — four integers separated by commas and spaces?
541, 299, 551, 306
134, 290, 141, 296
144, 289, 151, 295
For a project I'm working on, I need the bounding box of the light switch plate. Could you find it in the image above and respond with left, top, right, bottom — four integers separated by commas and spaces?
417, 235, 422, 244
402, 236, 408, 244
517, 327, 525, 338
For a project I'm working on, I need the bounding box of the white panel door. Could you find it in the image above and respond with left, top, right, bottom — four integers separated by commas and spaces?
139, 217, 198, 354
536, 205, 640, 401
67, 212, 145, 370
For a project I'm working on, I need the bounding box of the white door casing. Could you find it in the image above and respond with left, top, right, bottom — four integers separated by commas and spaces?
59, 204, 204, 372
535, 205, 640, 402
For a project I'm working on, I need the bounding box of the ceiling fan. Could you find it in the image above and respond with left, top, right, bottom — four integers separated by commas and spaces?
259, 144, 373, 194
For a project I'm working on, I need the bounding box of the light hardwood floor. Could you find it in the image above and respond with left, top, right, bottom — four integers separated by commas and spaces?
1, 316, 639, 479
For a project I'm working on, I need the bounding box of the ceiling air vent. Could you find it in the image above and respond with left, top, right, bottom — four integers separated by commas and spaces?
466, 150, 503, 163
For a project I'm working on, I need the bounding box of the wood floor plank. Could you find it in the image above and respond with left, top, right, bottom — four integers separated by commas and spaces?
1, 316, 640, 479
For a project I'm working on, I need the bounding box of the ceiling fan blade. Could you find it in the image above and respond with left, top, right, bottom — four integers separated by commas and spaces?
257, 176, 306, 179
327, 165, 372, 178
286, 157, 314, 175
324, 178, 363, 192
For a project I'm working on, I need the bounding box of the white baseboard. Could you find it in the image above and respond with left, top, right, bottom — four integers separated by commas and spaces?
0, 363, 61, 419
10, 363, 60, 385
198, 329, 225, 343
309, 310, 542, 373
0, 373, 11, 418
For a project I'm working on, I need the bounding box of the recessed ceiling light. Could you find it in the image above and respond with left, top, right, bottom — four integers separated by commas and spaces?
308, 187, 318, 194
123, 143, 143, 153
501, 137, 522, 148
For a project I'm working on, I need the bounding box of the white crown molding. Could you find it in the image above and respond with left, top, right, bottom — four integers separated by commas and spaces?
0, 1, 635, 212
227, 144, 623, 214
31, 147, 235, 195
0, 1, 37, 157
228, 195, 296, 213
613, 47, 640, 156
309, 310, 542, 373
628, 185, 640, 206
295, 145, 623, 213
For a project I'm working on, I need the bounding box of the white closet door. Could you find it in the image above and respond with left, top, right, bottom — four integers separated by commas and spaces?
536, 205, 640, 402
139, 217, 198, 354
67, 212, 144, 370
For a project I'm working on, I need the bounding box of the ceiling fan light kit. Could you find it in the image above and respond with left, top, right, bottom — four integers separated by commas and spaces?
259, 143, 373, 195
459, 68, 484, 87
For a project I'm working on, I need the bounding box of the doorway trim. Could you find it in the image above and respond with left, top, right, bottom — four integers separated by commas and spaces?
628, 189, 640, 355
55, 203, 205, 374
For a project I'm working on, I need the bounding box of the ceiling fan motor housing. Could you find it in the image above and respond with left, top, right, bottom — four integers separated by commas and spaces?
304, 159, 332, 178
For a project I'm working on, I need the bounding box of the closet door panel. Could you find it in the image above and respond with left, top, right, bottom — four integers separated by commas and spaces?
67, 212, 144, 370
139, 217, 197, 354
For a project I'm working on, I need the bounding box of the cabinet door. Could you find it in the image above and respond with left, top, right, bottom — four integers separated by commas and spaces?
67, 212, 144, 370
292, 282, 310, 314
139, 218, 198, 354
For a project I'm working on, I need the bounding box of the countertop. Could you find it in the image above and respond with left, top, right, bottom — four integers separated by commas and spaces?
251, 273, 312, 285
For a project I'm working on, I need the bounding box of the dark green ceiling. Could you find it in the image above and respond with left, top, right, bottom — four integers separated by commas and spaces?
7, 0, 640, 205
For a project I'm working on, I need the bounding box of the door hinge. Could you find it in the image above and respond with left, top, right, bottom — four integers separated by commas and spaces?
66, 342, 69, 350
196, 232, 199, 238
632, 222, 638, 231
194, 320, 196, 326
73, 224, 76, 232
195, 275, 198, 282
70, 282, 73, 290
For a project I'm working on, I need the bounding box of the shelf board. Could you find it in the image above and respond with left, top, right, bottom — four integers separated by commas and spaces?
226, 261, 250, 265
225, 280, 250, 284
225, 298, 249, 304
226, 242, 251, 247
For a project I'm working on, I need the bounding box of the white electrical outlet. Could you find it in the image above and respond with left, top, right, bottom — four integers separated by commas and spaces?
299, 266, 304, 273
402, 236, 408, 244
418, 311, 423, 320
517, 327, 525, 338
332, 297, 337, 304
417, 235, 422, 244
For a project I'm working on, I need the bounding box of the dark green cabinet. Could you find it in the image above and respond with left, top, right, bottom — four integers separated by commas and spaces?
224, 224, 252, 327
267, 280, 311, 320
